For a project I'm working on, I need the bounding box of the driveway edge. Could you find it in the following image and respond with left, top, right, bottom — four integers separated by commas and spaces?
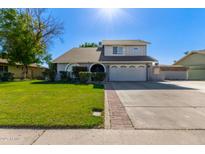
104, 83, 111, 129
105, 83, 134, 129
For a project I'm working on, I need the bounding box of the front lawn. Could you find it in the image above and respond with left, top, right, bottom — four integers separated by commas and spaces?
0, 80, 104, 128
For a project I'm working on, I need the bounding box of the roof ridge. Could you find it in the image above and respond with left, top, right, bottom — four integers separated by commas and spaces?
190, 49, 205, 53
101, 40, 151, 45
102, 39, 147, 41
77, 47, 98, 49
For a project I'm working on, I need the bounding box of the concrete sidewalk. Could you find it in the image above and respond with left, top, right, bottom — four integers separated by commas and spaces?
1, 129, 205, 144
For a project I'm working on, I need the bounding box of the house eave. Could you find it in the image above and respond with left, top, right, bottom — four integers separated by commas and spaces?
54, 60, 156, 64
101, 61, 156, 64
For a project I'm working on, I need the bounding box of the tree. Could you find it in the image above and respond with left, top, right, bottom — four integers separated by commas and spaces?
184, 51, 190, 55
0, 9, 63, 79
79, 42, 98, 48
43, 62, 56, 82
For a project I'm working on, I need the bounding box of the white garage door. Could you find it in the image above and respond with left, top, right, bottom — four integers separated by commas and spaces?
109, 65, 147, 81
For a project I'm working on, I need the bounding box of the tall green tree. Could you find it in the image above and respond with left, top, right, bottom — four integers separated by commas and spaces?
79, 42, 98, 48
0, 9, 63, 79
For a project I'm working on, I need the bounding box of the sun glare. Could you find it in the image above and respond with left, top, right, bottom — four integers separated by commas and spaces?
97, 8, 122, 22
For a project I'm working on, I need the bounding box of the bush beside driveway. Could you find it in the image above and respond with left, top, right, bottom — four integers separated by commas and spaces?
0, 80, 104, 128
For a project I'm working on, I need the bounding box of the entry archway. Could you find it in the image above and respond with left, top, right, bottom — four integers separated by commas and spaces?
89, 63, 106, 73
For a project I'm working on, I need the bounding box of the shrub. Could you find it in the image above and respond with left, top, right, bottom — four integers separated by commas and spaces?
0, 73, 2, 81
79, 72, 91, 83
72, 66, 88, 78
36, 76, 45, 80
91, 72, 106, 82
59, 71, 71, 81
43, 63, 56, 82
1, 72, 14, 81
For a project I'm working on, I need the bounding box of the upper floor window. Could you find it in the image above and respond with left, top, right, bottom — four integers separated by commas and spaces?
133, 48, 139, 55
113, 46, 123, 55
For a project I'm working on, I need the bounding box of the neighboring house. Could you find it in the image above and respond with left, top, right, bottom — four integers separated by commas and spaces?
0, 58, 46, 79
174, 50, 205, 80
53, 40, 157, 81
149, 65, 188, 81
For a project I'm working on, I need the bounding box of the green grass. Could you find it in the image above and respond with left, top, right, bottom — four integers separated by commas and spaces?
0, 80, 104, 128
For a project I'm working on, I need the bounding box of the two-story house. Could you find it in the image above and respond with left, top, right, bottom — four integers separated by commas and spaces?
53, 40, 157, 81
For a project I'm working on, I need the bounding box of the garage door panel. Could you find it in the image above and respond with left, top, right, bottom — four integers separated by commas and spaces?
109, 65, 146, 81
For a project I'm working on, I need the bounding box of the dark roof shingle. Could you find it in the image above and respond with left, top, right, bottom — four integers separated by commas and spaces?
52, 48, 101, 63
53, 47, 157, 63
99, 55, 157, 62
102, 40, 150, 46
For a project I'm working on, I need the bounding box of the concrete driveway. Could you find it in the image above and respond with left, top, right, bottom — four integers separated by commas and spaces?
111, 81, 205, 130
163, 81, 205, 94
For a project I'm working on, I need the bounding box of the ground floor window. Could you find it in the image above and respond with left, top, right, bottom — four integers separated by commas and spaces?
0, 65, 8, 72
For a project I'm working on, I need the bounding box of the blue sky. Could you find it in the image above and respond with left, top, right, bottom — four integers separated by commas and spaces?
49, 8, 205, 64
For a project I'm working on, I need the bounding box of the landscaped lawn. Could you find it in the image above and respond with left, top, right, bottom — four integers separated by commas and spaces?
0, 80, 104, 128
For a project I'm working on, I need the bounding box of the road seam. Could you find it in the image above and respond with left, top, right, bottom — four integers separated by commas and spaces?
30, 129, 46, 145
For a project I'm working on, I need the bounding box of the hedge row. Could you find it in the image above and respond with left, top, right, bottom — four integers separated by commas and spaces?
79, 72, 106, 83
0, 72, 14, 81
59, 71, 106, 83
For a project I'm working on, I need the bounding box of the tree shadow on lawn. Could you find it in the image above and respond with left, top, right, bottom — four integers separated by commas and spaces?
0, 82, 9, 84
0, 124, 103, 129
30, 80, 104, 89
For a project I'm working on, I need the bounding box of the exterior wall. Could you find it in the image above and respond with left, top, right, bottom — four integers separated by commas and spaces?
188, 69, 205, 80
161, 71, 187, 80
8, 65, 23, 78
7, 65, 45, 79
104, 45, 146, 56
31, 67, 46, 79
56, 63, 69, 80
148, 66, 187, 81
148, 67, 164, 81
57, 63, 68, 72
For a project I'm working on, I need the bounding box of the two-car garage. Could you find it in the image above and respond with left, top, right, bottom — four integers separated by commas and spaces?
109, 64, 147, 81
